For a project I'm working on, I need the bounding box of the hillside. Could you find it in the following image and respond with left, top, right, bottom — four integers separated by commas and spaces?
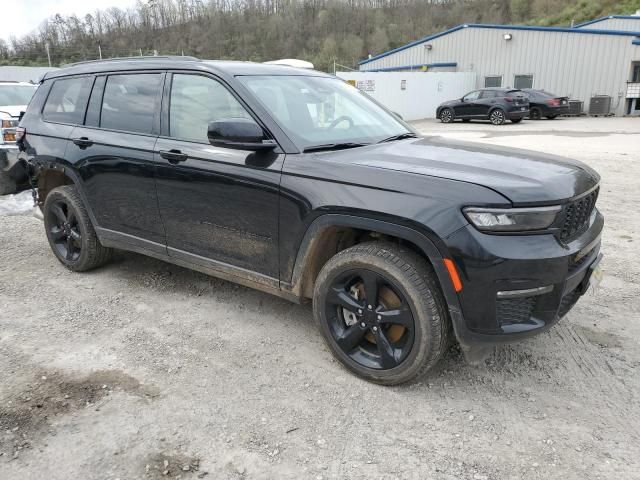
1, 0, 639, 72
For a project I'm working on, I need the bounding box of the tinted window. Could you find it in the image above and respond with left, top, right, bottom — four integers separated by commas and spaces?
480, 90, 497, 99
530, 90, 557, 99
462, 91, 480, 102
101, 74, 162, 134
169, 74, 252, 143
42, 77, 93, 124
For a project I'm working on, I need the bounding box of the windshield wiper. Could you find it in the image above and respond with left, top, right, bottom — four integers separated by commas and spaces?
303, 142, 369, 153
377, 132, 419, 143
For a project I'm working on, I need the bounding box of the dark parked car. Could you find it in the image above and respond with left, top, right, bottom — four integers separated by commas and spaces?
17, 58, 603, 385
522, 89, 569, 119
437, 88, 529, 125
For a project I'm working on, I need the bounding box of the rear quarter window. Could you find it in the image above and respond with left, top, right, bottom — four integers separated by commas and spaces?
42, 77, 94, 124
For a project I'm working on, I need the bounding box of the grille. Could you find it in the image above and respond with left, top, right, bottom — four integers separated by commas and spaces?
496, 297, 536, 326
558, 288, 581, 318
560, 188, 599, 241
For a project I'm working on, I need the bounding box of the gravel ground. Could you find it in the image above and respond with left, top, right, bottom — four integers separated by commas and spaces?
1, 117, 639, 480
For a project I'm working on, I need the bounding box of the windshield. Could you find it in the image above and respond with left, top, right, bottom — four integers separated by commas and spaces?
238, 75, 411, 150
0, 84, 37, 106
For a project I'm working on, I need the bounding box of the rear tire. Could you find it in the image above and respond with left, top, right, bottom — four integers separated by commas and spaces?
43, 185, 112, 272
439, 108, 454, 123
529, 107, 542, 120
489, 108, 506, 125
0, 172, 16, 196
313, 242, 450, 385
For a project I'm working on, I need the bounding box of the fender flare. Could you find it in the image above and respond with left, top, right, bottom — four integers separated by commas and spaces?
35, 163, 100, 229
284, 213, 463, 317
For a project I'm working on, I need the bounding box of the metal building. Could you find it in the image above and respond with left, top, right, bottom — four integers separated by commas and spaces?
573, 14, 640, 31
359, 16, 640, 116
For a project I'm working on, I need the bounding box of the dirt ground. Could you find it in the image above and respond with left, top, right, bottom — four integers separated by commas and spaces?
1, 117, 639, 480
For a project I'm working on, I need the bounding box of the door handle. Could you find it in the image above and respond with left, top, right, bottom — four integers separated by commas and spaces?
159, 149, 188, 164
72, 137, 93, 148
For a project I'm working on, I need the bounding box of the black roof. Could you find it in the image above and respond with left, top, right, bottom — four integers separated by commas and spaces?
43, 57, 330, 81
481, 87, 522, 91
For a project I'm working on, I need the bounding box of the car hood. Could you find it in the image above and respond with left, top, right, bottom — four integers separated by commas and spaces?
0, 105, 27, 118
328, 136, 600, 204
438, 99, 458, 108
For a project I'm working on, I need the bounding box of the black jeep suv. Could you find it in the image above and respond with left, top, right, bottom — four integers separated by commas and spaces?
17, 57, 603, 385
437, 88, 530, 125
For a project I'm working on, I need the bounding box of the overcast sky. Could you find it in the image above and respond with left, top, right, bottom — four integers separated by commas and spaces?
1, 0, 139, 42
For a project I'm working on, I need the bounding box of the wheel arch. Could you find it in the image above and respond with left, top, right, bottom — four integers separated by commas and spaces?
35, 164, 99, 228
284, 214, 462, 316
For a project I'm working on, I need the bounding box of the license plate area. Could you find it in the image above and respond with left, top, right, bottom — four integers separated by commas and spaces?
578, 254, 603, 294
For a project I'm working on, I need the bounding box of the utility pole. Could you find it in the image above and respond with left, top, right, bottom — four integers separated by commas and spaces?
333, 59, 336, 75
139, 48, 143, 56
45, 43, 52, 67
98, 44, 102, 60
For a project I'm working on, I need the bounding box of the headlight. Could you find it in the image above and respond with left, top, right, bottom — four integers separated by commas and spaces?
463, 206, 561, 232
1, 118, 19, 143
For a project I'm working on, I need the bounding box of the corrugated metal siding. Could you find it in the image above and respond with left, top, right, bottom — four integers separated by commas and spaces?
361, 26, 640, 115
575, 18, 640, 31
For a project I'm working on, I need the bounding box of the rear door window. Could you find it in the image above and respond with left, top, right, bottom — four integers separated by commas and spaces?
42, 77, 94, 124
100, 74, 163, 134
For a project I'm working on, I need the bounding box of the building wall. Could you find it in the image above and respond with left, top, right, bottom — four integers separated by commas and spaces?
360, 26, 640, 115
336, 71, 476, 120
574, 17, 640, 31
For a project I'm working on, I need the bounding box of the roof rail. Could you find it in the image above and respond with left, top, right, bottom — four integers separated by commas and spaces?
64, 55, 199, 67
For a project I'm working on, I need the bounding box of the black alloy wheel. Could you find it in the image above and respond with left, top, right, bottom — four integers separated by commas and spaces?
47, 199, 83, 262
43, 185, 112, 271
313, 242, 450, 385
324, 269, 415, 370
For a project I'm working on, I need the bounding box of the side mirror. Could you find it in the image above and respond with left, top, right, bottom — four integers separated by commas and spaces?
207, 119, 276, 151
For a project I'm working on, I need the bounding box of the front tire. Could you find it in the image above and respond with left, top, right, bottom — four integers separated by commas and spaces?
439, 108, 454, 123
489, 109, 506, 125
43, 185, 112, 271
313, 242, 450, 385
0, 172, 16, 196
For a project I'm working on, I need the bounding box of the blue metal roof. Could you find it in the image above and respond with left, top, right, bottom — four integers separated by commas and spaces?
363, 62, 458, 72
573, 15, 640, 28
359, 23, 640, 66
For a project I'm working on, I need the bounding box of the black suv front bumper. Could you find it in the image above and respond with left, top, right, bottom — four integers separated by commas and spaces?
444, 208, 604, 350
